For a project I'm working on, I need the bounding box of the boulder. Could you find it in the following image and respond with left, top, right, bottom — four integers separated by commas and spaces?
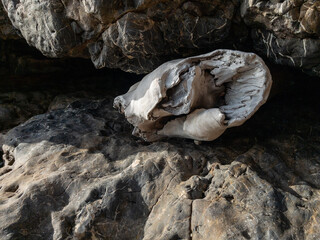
0, 87, 319, 239
1, 0, 320, 76
242, 0, 320, 76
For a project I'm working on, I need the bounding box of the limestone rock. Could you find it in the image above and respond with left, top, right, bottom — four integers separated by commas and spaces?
1, 0, 320, 76
114, 50, 272, 141
0, 83, 319, 239
0, 91, 54, 131
241, 0, 320, 76
0, 3, 18, 39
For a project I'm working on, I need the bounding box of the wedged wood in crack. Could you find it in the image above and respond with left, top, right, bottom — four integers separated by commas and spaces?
114, 50, 272, 142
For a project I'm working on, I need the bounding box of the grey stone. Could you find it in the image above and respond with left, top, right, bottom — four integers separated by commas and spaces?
241, 0, 320, 77
1, 0, 320, 76
0, 89, 319, 239
89, 1, 236, 73
0, 0, 236, 73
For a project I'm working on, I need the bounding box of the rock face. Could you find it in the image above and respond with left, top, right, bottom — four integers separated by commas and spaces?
0, 1, 320, 239
0, 91, 54, 131
0, 0, 237, 73
0, 67, 139, 131
242, 0, 320, 76
114, 50, 272, 141
0, 76, 319, 239
0, 3, 18, 39
1, 0, 320, 76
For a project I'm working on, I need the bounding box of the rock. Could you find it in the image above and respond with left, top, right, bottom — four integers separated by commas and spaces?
1, 0, 82, 57
114, 50, 272, 142
0, 39, 90, 77
0, 77, 319, 239
0, 91, 54, 131
0, 64, 140, 132
0, 1, 319, 239
0, 0, 237, 73
0, 3, 19, 39
89, 1, 236, 73
1, 0, 320, 76
241, 0, 320, 76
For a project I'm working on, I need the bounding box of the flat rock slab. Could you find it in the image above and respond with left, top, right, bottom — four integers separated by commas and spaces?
0, 90, 319, 239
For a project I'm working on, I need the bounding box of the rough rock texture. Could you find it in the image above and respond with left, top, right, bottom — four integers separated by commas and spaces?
89, 1, 236, 73
0, 75, 319, 239
114, 50, 272, 141
0, 91, 54, 131
0, 67, 139, 131
0, 3, 18, 39
1, 0, 320, 76
0, 1, 320, 239
0, 0, 238, 73
242, 0, 320, 76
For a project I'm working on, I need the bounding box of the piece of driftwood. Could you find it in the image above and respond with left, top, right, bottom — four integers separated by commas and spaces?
114, 50, 272, 141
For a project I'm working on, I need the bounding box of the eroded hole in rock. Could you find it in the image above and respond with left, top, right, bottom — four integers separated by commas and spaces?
0, 149, 4, 168
241, 230, 251, 239
4, 183, 19, 193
